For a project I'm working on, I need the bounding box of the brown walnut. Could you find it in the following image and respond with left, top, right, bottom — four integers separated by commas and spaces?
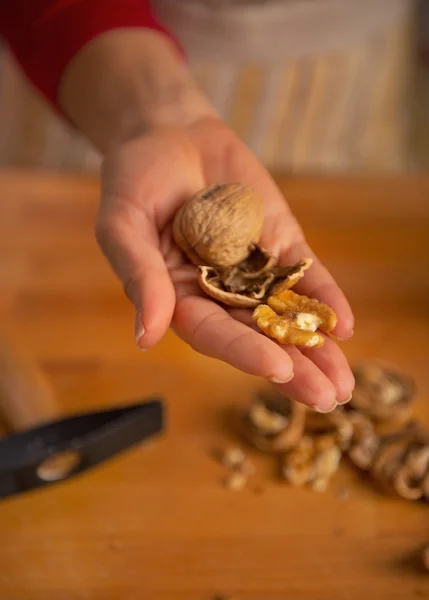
172, 183, 264, 269
173, 183, 315, 307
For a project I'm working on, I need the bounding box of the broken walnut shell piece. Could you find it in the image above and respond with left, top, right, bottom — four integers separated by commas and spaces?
349, 360, 415, 429
237, 391, 306, 453
393, 443, 429, 501
269, 258, 313, 295
253, 304, 325, 348
172, 182, 264, 269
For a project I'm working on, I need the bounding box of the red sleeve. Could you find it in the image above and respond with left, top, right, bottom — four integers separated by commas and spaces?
0, 0, 184, 108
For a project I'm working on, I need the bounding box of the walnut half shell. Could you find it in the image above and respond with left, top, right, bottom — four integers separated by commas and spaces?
198, 258, 312, 308
348, 420, 429, 501
236, 391, 306, 453
348, 360, 415, 432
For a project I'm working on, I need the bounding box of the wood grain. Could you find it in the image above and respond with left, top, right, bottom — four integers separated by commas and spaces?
0, 171, 428, 600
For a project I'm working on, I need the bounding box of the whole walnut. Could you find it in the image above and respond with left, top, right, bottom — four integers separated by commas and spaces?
173, 183, 264, 269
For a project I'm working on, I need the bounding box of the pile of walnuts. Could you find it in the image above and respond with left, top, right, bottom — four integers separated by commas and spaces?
173, 183, 337, 348
234, 360, 429, 501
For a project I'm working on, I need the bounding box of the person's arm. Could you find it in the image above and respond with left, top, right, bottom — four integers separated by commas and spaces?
0, 0, 355, 410
57, 28, 217, 153
0, 0, 215, 152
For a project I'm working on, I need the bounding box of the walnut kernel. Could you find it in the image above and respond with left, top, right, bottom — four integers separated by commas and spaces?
253, 290, 337, 348
224, 471, 248, 491
221, 447, 246, 469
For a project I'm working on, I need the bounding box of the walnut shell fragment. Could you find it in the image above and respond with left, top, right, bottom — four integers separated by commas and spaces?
236, 391, 306, 453
348, 360, 415, 432
172, 183, 264, 269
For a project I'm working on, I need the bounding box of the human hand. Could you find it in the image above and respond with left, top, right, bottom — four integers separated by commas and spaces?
96, 117, 355, 412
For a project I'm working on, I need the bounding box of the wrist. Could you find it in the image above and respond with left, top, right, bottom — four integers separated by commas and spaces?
58, 29, 217, 153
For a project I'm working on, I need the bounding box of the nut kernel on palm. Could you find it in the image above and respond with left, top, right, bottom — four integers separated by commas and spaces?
252, 304, 325, 348
268, 289, 337, 333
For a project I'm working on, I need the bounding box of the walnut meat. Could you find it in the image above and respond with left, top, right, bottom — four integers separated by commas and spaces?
282, 435, 342, 491
173, 183, 264, 269
236, 391, 306, 453
253, 290, 337, 348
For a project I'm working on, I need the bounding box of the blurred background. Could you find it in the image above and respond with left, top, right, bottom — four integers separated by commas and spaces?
0, 0, 428, 174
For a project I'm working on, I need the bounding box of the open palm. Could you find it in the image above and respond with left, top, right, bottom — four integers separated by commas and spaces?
97, 118, 355, 411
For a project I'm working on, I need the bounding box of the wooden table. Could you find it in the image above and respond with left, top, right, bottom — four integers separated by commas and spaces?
0, 171, 428, 600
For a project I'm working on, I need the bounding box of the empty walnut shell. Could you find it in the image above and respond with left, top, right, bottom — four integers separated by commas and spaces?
172, 183, 264, 269
348, 419, 429, 501
348, 360, 415, 430
371, 424, 429, 500
236, 391, 306, 453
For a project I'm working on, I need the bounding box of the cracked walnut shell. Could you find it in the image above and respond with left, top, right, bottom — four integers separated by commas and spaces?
348, 420, 429, 501
253, 290, 337, 348
349, 360, 415, 431
236, 391, 306, 453
197, 258, 312, 308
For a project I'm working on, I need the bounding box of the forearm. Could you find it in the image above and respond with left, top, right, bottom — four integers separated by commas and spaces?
58, 29, 218, 154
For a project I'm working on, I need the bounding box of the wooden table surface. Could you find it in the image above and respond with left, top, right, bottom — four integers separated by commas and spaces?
0, 171, 428, 600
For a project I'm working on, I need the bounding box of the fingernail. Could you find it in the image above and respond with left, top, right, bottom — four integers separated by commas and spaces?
269, 373, 294, 384
337, 392, 353, 406
312, 400, 338, 413
335, 329, 354, 342
134, 310, 145, 348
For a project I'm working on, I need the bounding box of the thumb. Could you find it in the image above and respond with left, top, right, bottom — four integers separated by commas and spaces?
95, 208, 175, 350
